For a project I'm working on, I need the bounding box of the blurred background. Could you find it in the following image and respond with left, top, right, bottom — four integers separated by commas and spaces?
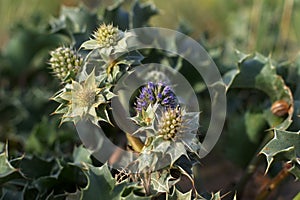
1, 0, 300, 58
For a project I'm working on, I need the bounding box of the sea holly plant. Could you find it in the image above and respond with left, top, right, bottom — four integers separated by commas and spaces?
48, 22, 204, 199
2, 1, 300, 199
129, 81, 201, 173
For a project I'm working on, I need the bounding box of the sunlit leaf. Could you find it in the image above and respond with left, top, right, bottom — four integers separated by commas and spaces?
260, 129, 300, 178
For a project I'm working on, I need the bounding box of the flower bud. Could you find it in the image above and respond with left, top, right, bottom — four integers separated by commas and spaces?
49, 47, 82, 83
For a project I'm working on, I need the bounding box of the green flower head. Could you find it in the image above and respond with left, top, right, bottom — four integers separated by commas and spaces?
134, 106, 200, 171
93, 24, 120, 48
157, 106, 183, 140
49, 46, 82, 83
51, 70, 112, 125
80, 23, 134, 55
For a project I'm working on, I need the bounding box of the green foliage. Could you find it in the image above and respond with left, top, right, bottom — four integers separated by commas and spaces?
260, 129, 300, 179
1, 0, 300, 200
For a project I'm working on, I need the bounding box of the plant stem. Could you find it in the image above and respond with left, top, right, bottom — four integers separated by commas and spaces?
255, 162, 292, 200
234, 131, 273, 198
126, 132, 144, 153
144, 171, 151, 196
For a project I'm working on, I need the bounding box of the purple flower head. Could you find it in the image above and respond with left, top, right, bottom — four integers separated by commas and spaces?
135, 82, 178, 113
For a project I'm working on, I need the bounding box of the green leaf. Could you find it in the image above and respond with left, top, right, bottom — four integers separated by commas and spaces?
121, 192, 151, 200
150, 170, 180, 194
80, 40, 99, 50
168, 187, 193, 200
72, 145, 92, 166
293, 192, 300, 200
260, 129, 300, 177
57, 164, 88, 193
31, 162, 87, 196
131, 1, 158, 28
103, 0, 129, 30
0, 145, 23, 185
19, 156, 57, 179
66, 190, 83, 200
1, 188, 23, 200
0, 150, 18, 178
228, 51, 294, 130
244, 111, 267, 143
50, 5, 99, 46
224, 114, 259, 167
82, 164, 125, 200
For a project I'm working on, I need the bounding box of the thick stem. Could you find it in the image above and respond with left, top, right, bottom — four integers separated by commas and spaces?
144, 171, 151, 196
126, 132, 144, 153
255, 162, 292, 200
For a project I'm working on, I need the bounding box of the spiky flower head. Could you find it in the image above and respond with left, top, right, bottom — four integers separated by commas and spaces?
157, 106, 183, 140
134, 106, 201, 172
135, 82, 178, 113
49, 47, 82, 83
80, 23, 134, 55
51, 70, 113, 125
93, 24, 120, 48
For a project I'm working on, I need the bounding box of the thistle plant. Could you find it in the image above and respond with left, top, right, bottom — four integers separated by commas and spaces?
51, 70, 114, 125
49, 46, 83, 83
157, 106, 183, 140
80, 23, 134, 56
49, 23, 202, 198
92, 24, 120, 48
135, 82, 178, 113
2, 1, 299, 199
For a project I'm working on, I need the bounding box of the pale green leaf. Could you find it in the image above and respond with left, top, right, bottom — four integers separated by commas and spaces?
82, 164, 127, 200
260, 129, 300, 175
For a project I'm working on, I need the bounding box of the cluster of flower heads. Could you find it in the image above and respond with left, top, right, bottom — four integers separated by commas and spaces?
132, 81, 200, 171
49, 23, 129, 126
133, 81, 198, 140
135, 82, 178, 113
49, 23, 201, 173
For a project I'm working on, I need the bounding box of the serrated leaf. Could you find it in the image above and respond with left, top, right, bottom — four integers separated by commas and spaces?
168, 187, 193, 200
289, 163, 300, 180
260, 129, 300, 174
103, 1, 129, 30
153, 139, 187, 165
121, 192, 151, 200
19, 156, 57, 179
228, 52, 294, 130
72, 145, 92, 166
0, 150, 17, 178
82, 164, 125, 200
131, 1, 158, 28
150, 170, 179, 193
66, 190, 83, 200
0, 147, 23, 185
222, 68, 239, 90
57, 164, 88, 193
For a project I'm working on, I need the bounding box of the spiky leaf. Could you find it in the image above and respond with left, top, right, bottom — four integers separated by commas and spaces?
260, 129, 300, 178
227, 51, 294, 130
82, 164, 128, 200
